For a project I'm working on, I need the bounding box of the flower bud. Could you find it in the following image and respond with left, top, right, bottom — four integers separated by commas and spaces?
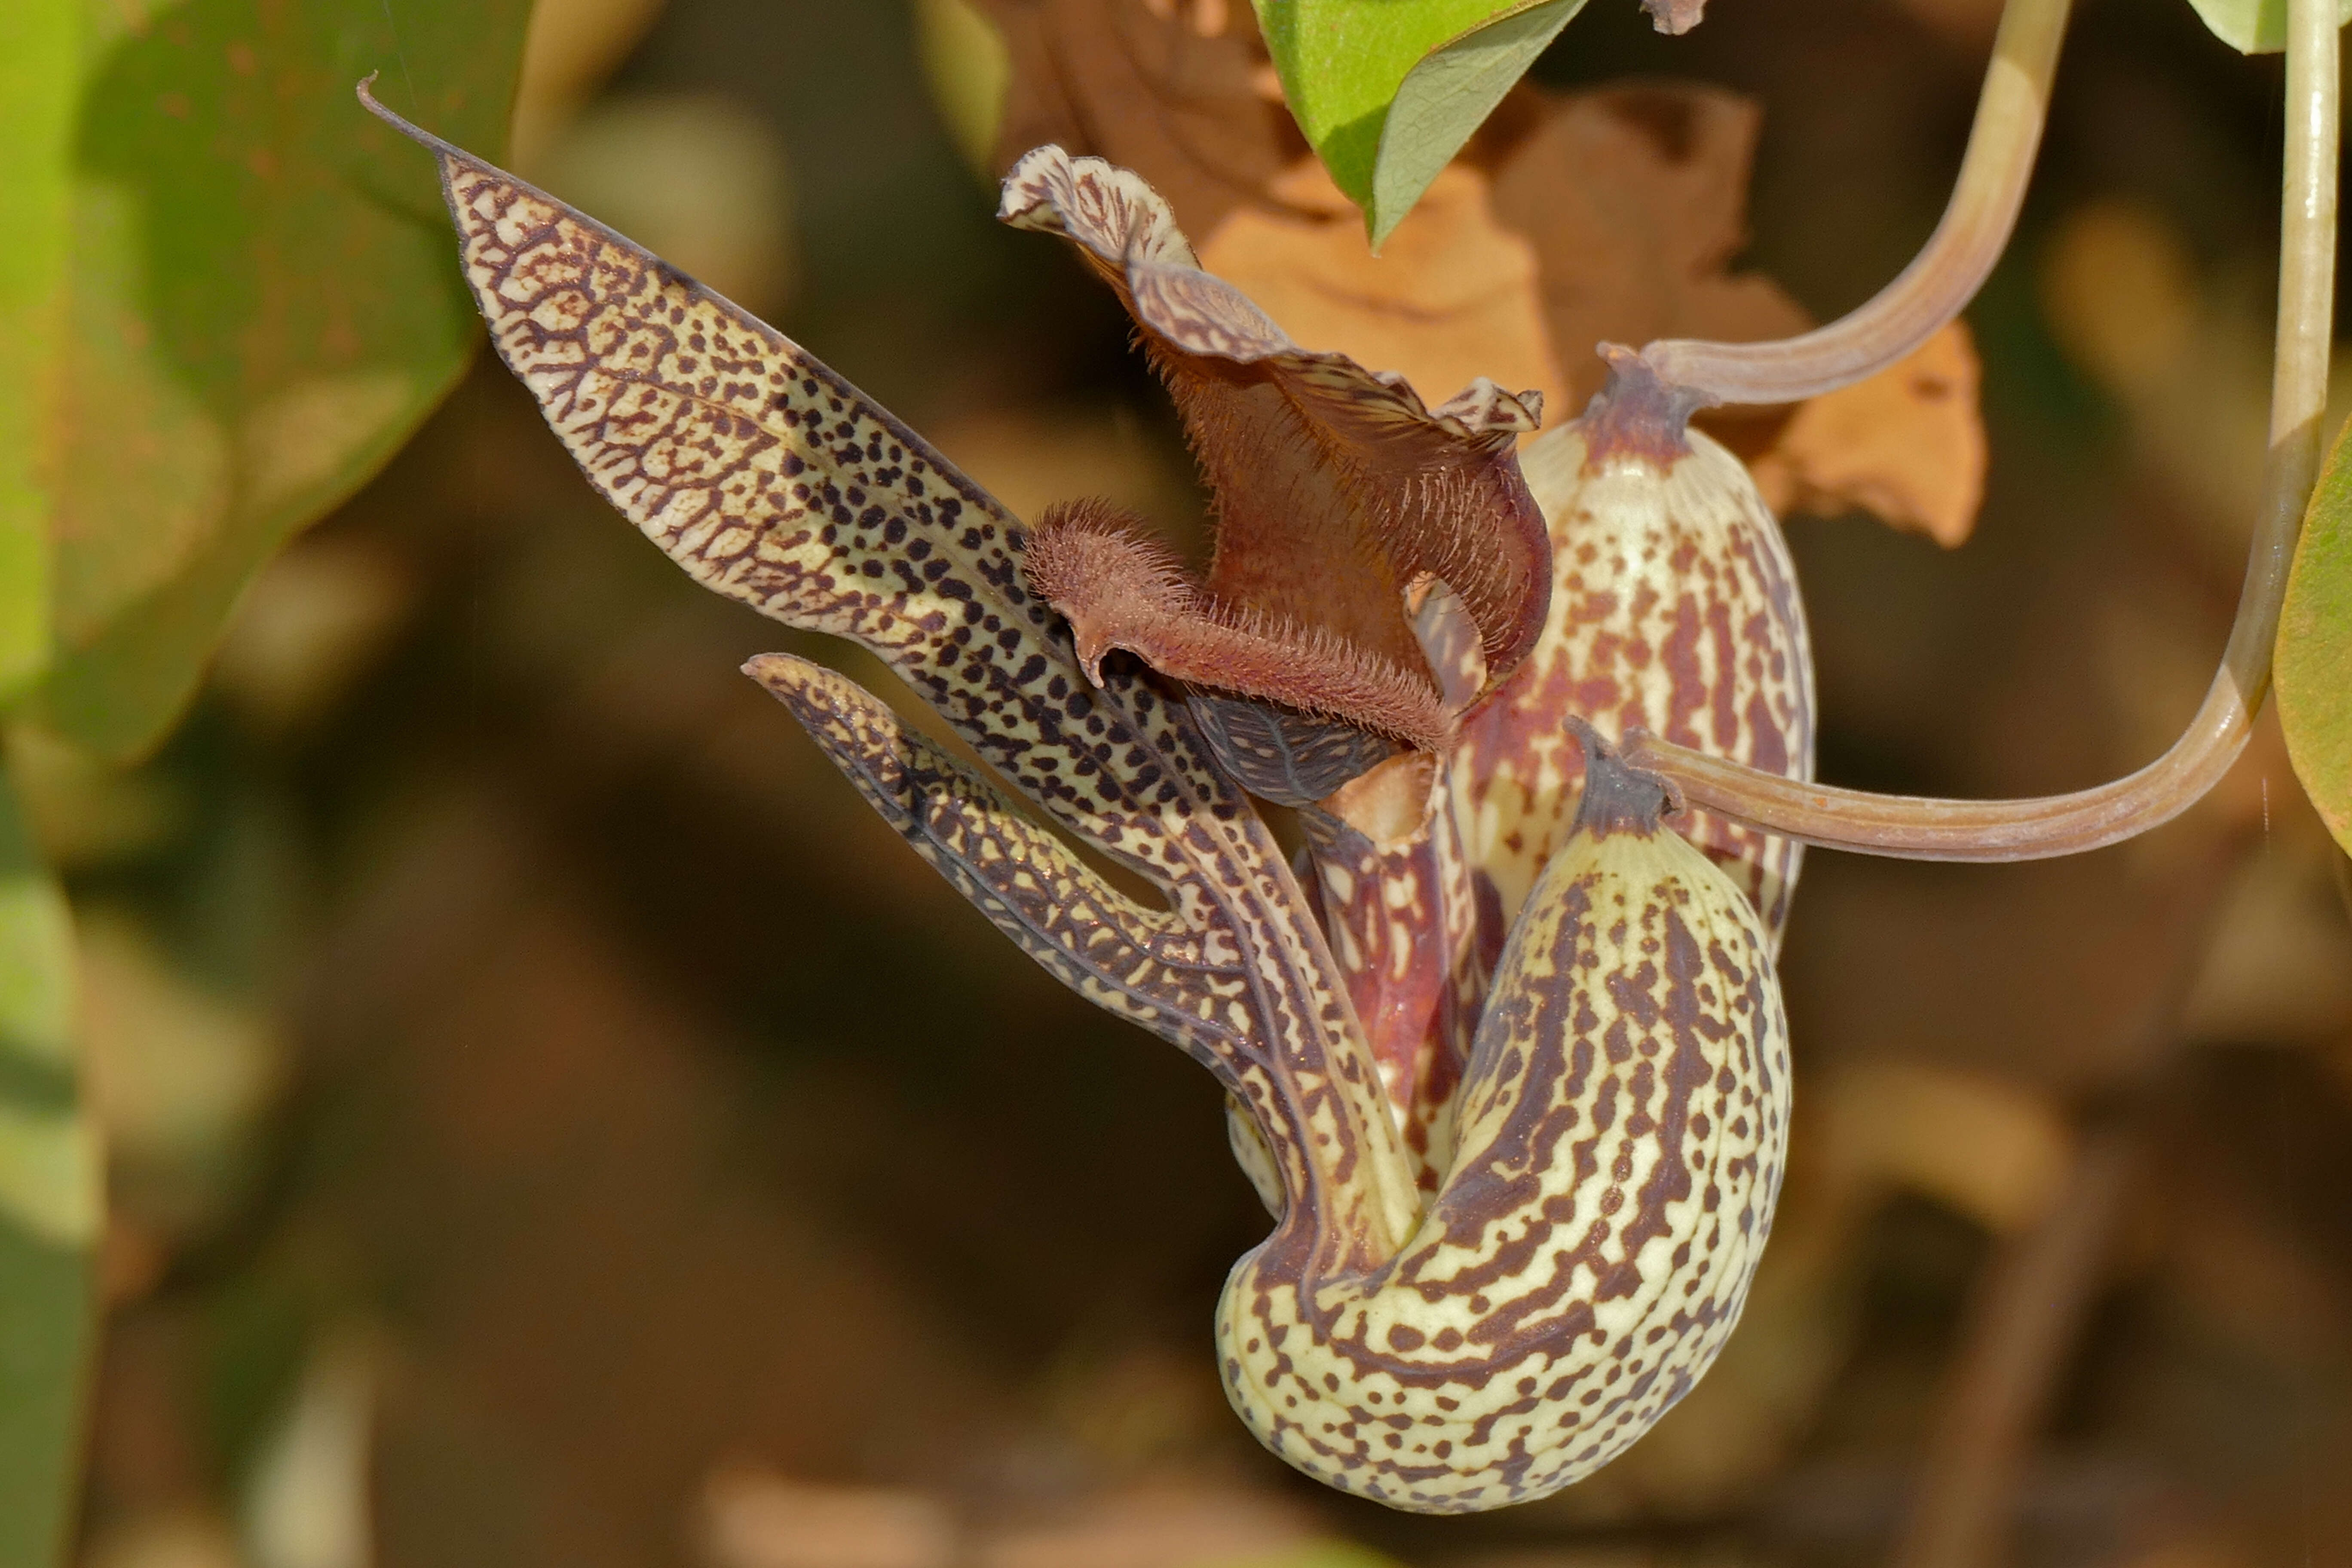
1452, 354, 1816, 944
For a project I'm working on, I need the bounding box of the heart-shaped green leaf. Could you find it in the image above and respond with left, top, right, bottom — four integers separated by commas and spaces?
2182, 0, 2351, 53
0, 4, 536, 1554
1, 16, 96, 1565
1253, 0, 1588, 247
29, 0, 533, 760
2278, 415, 2352, 856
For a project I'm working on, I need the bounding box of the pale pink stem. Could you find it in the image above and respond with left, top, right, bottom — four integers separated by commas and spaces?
1638, 0, 2070, 405
1626, 0, 2340, 863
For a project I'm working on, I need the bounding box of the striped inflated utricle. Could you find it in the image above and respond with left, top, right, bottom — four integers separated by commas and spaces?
1217, 776, 1791, 1513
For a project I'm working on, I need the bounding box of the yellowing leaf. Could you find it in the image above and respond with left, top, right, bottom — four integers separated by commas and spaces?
35, 0, 534, 759
2182, 0, 2351, 54
915, 0, 1014, 175
2278, 415, 2352, 857
0, 0, 73, 707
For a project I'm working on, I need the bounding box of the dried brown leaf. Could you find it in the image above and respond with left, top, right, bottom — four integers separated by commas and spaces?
1486, 83, 1811, 412
976, 0, 1294, 242
1748, 322, 1987, 546
1197, 160, 1566, 435
975, 3, 1988, 543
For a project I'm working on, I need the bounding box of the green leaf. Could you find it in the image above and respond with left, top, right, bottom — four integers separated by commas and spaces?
1372, 0, 1587, 246
1253, 0, 1586, 247
913, 0, 1012, 177
0, 1, 75, 709
2182, 0, 2352, 53
0, 760, 98, 1568
2278, 416, 2352, 858
32, 0, 535, 760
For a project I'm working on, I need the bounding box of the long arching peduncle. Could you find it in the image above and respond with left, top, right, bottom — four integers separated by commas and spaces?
1635, 0, 2071, 405
1624, 0, 2340, 861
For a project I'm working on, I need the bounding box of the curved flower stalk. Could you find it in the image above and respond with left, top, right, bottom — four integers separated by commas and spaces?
1623, 0, 2339, 861
1638, 0, 2071, 406
359, 83, 1805, 1513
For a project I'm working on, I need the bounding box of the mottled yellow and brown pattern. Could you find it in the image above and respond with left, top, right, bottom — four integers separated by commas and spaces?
1222, 738, 1789, 1511
361, 78, 1418, 1269
1452, 416, 1816, 947
362, 80, 1799, 1516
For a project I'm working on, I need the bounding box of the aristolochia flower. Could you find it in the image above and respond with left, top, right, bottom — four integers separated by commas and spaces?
362, 80, 1808, 1515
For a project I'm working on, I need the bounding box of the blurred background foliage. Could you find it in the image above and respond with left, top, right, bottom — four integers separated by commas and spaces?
6, 0, 2352, 1566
